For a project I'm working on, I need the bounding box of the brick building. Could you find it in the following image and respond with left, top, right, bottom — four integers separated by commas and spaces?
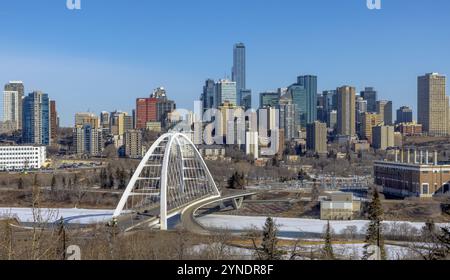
374, 150, 450, 198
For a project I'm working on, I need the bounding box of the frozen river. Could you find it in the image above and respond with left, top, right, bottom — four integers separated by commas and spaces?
197, 214, 450, 237
0, 207, 115, 224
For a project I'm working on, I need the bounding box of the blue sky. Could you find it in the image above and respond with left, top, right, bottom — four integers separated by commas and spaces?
0, 0, 449, 126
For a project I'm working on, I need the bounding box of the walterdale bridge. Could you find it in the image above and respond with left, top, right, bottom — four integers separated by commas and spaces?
111, 132, 255, 233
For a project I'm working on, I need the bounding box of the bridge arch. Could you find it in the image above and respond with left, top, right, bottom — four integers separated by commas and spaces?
113, 132, 220, 230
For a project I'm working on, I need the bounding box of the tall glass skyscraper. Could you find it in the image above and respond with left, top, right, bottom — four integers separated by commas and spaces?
201, 79, 215, 112
288, 75, 318, 128
232, 43, 246, 106
22, 91, 50, 145
297, 75, 317, 125
288, 84, 307, 128
361, 87, 378, 113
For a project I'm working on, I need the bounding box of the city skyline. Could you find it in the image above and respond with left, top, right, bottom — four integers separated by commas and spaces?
1, 0, 450, 126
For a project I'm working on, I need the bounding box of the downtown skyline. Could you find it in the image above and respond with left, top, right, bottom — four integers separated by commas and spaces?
1, 0, 450, 126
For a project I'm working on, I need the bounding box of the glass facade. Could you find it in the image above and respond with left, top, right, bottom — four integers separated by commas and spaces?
232, 43, 246, 106
22, 91, 50, 145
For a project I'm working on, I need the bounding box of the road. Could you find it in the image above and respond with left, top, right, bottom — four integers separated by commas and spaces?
180, 191, 257, 235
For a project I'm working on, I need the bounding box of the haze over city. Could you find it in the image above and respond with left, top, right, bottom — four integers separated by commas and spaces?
1, 0, 449, 126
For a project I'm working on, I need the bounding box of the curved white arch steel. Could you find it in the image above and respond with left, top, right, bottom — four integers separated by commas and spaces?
113, 132, 220, 230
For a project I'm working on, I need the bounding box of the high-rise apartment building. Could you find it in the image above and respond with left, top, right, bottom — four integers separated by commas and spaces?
75, 112, 99, 129
22, 91, 51, 145
360, 87, 377, 113
74, 124, 103, 156
396, 106, 413, 124
125, 130, 143, 159
4, 81, 24, 130
2, 90, 20, 130
306, 121, 327, 154
50, 101, 58, 145
418, 73, 448, 136
232, 43, 246, 106
278, 93, 297, 141
337, 86, 356, 137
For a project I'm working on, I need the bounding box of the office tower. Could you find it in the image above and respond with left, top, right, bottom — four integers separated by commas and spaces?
356, 96, 368, 134
337, 86, 356, 136
135, 87, 176, 129
110, 111, 128, 136
296, 75, 318, 125
418, 73, 448, 136
124, 115, 134, 131
75, 112, 99, 129
215, 79, 237, 106
152, 87, 176, 125
306, 121, 327, 154
2, 90, 20, 130
360, 87, 378, 113
360, 112, 382, 144
4, 81, 24, 129
241, 89, 252, 110
322, 90, 337, 111
136, 97, 156, 129
287, 75, 318, 128
288, 84, 306, 128
201, 79, 215, 111
396, 106, 413, 124
74, 124, 103, 156
132, 109, 136, 130
50, 101, 58, 145
22, 91, 51, 145
327, 110, 337, 130
232, 43, 246, 105
125, 130, 143, 159
100, 111, 111, 136
377, 100, 393, 125
372, 125, 395, 150
259, 92, 280, 108
278, 93, 297, 140
317, 106, 327, 124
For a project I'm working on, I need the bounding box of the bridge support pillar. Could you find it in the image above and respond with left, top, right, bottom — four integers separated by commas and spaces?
231, 197, 244, 210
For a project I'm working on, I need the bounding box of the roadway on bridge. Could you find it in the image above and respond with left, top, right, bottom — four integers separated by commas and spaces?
180, 191, 257, 235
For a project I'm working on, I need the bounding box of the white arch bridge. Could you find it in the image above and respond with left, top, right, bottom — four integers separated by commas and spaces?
113, 132, 246, 231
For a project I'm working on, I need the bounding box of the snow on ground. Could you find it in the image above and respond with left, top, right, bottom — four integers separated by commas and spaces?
197, 214, 450, 235
0, 207, 115, 224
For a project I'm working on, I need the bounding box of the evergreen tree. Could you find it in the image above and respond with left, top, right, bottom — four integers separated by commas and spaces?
51, 175, 57, 188
17, 177, 24, 190
363, 187, 386, 260
108, 172, 115, 189
257, 217, 283, 260
227, 172, 245, 189
73, 173, 79, 186
118, 169, 127, 189
322, 221, 335, 260
100, 169, 108, 188
57, 217, 66, 260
